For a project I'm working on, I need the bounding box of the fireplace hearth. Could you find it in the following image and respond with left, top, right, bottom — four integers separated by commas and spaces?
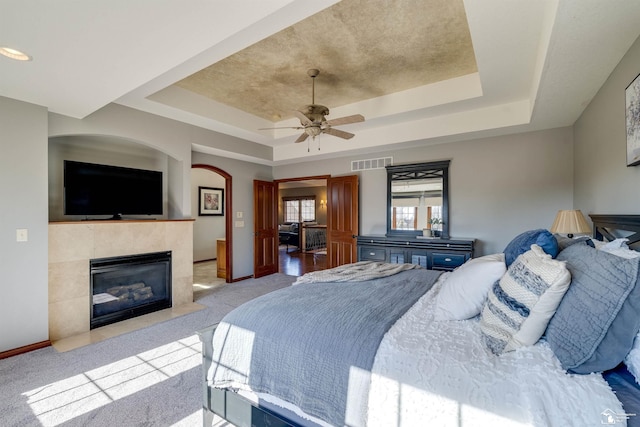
90, 251, 172, 329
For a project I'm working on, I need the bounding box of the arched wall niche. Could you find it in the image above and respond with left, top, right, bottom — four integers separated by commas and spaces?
48, 134, 189, 220
48, 105, 195, 219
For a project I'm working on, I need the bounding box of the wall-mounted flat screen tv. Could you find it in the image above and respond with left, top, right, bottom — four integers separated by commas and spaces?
64, 160, 163, 219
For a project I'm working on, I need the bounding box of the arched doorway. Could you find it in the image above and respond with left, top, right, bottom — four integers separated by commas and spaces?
192, 164, 232, 282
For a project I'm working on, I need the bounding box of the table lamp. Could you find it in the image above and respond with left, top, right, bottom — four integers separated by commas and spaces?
550, 209, 591, 238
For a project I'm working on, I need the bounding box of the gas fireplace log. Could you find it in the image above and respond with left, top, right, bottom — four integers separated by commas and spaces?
106, 282, 147, 297
133, 292, 154, 301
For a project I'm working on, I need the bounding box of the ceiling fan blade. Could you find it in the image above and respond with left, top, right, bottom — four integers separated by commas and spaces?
294, 132, 309, 143
324, 114, 364, 127
293, 110, 313, 127
324, 127, 355, 140
258, 126, 304, 130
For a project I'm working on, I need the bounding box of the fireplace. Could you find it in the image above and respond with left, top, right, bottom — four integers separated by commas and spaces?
90, 251, 172, 329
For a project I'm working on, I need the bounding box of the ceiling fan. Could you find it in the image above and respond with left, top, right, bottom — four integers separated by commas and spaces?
261, 69, 365, 143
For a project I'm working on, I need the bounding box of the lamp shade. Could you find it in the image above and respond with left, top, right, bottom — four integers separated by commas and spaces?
550, 210, 591, 236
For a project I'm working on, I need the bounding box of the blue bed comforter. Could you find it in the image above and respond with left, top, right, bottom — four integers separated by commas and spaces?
207, 268, 442, 426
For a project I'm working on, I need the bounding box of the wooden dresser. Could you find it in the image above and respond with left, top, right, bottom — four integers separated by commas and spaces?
357, 235, 475, 271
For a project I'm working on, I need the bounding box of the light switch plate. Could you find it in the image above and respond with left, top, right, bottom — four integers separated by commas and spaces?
16, 229, 28, 242
235, 221, 245, 228
236, 211, 243, 219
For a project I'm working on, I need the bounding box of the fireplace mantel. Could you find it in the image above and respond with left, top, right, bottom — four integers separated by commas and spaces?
48, 219, 194, 341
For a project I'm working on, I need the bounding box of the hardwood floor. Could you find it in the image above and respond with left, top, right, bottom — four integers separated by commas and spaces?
279, 245, 327, 276
194, 247, 326, 289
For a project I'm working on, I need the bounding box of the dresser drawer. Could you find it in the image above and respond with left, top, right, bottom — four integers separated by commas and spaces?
357, 235, 475, 271
359, 246, 387, 261
432, 253, 466, 270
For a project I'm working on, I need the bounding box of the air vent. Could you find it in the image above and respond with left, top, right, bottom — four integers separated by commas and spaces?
351, 157, 393, 171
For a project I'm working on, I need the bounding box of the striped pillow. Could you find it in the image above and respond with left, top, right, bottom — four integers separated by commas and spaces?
480, 244, 571, 355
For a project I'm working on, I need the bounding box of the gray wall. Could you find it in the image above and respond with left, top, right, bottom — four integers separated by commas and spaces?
274, 126, 574, 255
0, 96, 49, 352
574, 34, 640, 213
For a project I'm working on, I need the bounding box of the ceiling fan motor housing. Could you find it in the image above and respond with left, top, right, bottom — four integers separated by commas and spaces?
300, 104, 330, 124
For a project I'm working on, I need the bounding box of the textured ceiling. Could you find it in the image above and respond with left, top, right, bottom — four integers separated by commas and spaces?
173, 0, 476, 122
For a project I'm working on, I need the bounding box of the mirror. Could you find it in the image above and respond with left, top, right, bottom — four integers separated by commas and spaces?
386, 160, 450, 239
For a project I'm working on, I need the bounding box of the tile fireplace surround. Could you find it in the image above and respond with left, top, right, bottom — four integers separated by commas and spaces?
48, 219, 194, 341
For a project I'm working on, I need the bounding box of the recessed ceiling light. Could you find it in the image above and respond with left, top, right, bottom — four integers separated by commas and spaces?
0, 47, 32, 61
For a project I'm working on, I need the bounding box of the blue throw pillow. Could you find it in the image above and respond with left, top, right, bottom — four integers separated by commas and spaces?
504, 229, 558, 267
545, 243, 640, 374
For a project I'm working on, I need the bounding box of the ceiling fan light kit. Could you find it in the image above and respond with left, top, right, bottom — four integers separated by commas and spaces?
261, 69, 365, 145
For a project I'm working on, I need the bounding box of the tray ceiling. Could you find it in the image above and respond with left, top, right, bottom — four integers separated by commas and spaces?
3, 0, 640, 164
172, 0, 476, 122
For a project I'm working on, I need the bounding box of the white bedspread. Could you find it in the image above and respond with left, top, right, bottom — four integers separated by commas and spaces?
366, 274, 625, 427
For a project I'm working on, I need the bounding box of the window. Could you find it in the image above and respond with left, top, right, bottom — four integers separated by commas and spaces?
283, 197, 316, 223
427, 205, 442, 228
392, 206, 417, 230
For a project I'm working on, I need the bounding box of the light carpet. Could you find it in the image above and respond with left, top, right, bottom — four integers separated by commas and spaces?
0, 273, 296, 427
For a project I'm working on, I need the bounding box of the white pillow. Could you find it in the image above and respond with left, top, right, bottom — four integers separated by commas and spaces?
600, 238, 629, 250
433, 253, 506, 321
598, 238, 640, 259
480, 244, 571, 355
602, 246, 640, 259
625, 333, 640, 384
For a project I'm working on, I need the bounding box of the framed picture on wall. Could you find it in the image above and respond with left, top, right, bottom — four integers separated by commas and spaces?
199, 187, 224, 216
626, 72, 640, 166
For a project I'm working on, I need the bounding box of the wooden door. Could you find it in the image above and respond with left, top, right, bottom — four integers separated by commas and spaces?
253, 180, 278, 278
327, 175, 359, 268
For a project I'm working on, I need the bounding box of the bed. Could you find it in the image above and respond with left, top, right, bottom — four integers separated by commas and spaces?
198, 214, 640, 427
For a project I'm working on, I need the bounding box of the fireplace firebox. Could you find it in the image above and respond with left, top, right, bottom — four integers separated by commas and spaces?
90, 251, 172, 329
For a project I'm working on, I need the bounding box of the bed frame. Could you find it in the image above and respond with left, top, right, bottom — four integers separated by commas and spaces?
197, 214, 640, 427
589, 214, 640, 246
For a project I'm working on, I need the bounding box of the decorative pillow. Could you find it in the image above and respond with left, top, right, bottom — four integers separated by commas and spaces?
546, 243, 640, 374
504, 229, 558, 267
480, 245, 571, 355
279, 224, 292, 232
433, 253, 506, 321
